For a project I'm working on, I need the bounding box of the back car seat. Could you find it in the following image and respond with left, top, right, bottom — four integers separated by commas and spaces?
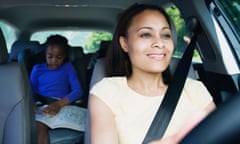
16, 41, 86, 144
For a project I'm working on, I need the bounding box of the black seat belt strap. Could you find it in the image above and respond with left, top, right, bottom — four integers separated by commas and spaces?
142, 18, 201, 144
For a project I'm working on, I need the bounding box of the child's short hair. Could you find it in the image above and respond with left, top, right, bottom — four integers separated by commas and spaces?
45, 35, 69, 61
46, 35, 69, 52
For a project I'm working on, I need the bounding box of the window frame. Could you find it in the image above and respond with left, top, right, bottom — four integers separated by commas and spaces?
210, 0, 240, 65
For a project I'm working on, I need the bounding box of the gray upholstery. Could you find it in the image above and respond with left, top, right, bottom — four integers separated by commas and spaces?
0, 28, 36, 144
89, 58, 105, 88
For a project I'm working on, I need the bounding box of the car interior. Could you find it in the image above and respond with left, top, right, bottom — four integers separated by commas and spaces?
0, 28, 36, 144
0, 0, 239, 144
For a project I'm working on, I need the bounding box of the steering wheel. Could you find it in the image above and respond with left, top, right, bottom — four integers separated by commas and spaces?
180, 94, 240, 144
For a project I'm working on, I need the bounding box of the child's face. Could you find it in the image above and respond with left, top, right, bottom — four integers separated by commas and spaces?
46, 44, 66, 69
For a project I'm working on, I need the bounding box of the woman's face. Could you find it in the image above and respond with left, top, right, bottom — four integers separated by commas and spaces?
46, 44, 66, 69
119, 10, 174, 74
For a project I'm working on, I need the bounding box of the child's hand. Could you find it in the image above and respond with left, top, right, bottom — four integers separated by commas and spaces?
42, 101, 61, 115
42, 98, 69, 115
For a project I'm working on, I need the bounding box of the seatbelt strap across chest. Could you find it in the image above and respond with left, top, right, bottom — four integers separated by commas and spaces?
142, 18, 201, 144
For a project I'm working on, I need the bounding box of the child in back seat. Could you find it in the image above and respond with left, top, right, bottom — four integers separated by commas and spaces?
30, 34, 83, 144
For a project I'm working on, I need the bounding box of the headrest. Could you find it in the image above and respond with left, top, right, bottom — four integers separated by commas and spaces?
98, 40, 111, 58
0, 28, 8, 64
9, 40, 40, 61
68, 46, 84, 62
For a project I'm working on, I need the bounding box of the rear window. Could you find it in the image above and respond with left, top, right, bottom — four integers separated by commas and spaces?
31, 30, 112, 54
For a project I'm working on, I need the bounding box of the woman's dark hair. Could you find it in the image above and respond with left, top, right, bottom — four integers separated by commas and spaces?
45, 34, 69, 61
105, 3, 176, 84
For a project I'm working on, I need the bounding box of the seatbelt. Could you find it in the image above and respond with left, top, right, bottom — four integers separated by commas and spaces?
142, 18, 201, 144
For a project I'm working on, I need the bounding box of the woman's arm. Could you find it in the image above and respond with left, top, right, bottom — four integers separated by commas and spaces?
149, 102, 216, 144
174, 101, 216, 141
89, 94, 119, 144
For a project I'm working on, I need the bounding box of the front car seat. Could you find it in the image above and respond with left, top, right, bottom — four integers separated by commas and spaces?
0, 28, 36, 144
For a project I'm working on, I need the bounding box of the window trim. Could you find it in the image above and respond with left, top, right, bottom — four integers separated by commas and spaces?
210, 0, 240, 66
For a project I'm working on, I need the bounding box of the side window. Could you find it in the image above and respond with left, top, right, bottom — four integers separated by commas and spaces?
31, 31, 112, 54
0, 21, 17, 52
217, 0, 240, 40
165, 5, 202, 63
212, 0, 240, 64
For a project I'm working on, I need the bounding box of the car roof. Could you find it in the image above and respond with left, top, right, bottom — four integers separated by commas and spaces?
0, 0, 170, 33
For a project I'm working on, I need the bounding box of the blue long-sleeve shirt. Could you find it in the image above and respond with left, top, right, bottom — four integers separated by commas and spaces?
30, 62, 82, 103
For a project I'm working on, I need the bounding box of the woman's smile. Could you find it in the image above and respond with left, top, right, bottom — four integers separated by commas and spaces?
146, 52, 166, 61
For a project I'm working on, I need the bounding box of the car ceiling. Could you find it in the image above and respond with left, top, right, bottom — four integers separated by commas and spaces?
0, 0, 172, 33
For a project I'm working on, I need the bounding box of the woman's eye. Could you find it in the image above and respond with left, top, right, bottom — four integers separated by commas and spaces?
140, 33, 152, 38
161, 33, 171, 40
